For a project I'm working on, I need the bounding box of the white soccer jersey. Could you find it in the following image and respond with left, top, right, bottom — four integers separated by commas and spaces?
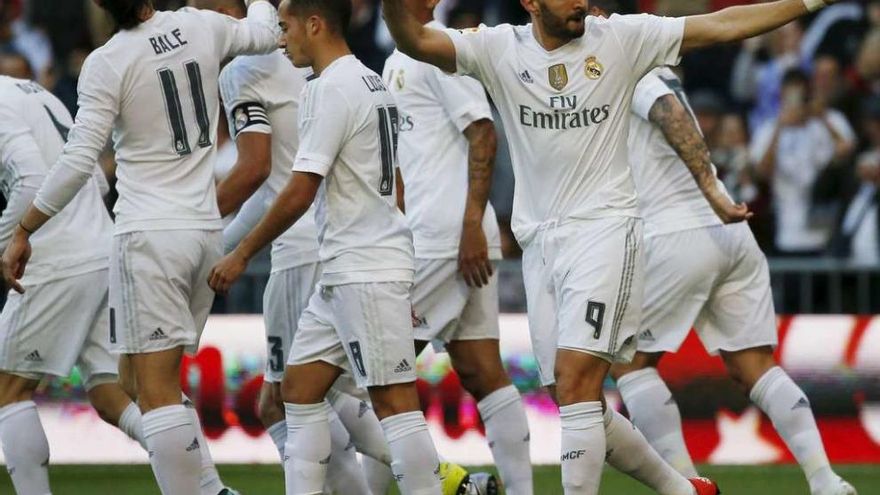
447, 14, 685, 245
0, 77, 112, 285
293, 55, 414, 285
34, 3, 278, 234
628, 67, 726, 237
220, 51, 320, 271
383, 21, 501, 261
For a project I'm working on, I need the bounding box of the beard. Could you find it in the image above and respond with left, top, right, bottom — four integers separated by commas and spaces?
538, 2, 587, 40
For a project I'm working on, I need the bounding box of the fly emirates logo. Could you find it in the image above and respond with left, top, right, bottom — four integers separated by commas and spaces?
519, 94, 611, 130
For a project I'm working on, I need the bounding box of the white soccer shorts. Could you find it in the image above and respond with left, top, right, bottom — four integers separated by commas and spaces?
287, 282, 418, 389
523, 217, 645, 386
0, 269, 117, 386
262, 262, 321, 383
411, 259, 500, 352
109, 229, 222, 355
637, 222, 778, 355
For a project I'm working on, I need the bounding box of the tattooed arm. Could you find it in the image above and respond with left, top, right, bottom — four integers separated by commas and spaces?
648, 94, 752, 223
458, 118, 498, 288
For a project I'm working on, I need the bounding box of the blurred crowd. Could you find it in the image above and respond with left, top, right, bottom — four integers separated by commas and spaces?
3, 0, 880, 267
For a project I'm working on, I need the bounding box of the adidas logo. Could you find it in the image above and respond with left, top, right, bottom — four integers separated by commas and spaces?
358, 401, 369, 418
523, 432, 531, 442
792, 397, 810, 410
24, 350, 42, 362
639, 329, 655, 342
319, 455, 331, 465
185, 438, 200, 452
394, 359, 412, 374
149, 328, 168, 341
519, 70, 534, 84
412, 314, 429, 328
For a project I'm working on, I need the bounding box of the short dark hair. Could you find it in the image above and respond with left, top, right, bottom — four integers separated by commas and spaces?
782, 68, 809, 88
100, 0, 154, 30
287, 0, 352, 35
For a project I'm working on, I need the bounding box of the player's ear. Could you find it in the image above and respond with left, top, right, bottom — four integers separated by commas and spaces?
520, 0, 538, 16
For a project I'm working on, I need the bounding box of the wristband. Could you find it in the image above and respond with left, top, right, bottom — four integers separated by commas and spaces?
803, 0, 828, 13
18, 222, 35, 235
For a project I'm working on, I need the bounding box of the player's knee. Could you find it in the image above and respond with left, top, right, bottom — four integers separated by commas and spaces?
368, 382, 422, 420
554, 351, 608, 406
453, 359, 510, 402
0, 373, 38, 407
257, 384, 285, 426
722, 347, 776, 392
609, 352, 663, 381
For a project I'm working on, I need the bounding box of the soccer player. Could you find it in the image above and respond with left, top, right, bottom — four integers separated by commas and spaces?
198, 1, 388, 492
585, 7, 856, 495
1, 1, 279, 493
0, 75, 145, 495
382, 0, 842, 493
383, 2, 532, 493
207, 1, 443, 494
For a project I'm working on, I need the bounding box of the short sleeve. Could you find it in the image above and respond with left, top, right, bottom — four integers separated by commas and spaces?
293, 84, 350, 177
631, 70, 674, 121
219, 64, 271, 138
610, 14, 685, 79
428, 68, 493, 133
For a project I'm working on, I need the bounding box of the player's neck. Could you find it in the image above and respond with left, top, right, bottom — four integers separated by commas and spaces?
311, 40, 353, 76
531, 24, 576, 52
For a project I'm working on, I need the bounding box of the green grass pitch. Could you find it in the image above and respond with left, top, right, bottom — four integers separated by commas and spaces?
3, 464, 878, 494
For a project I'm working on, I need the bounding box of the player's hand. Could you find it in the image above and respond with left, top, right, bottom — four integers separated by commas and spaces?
208, 250, 249, 295
706, 191, 753, 224
2, 228, 32, 294
458, 222, 493, 288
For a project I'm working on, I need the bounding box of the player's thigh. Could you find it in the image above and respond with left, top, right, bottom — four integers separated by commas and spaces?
110, 231, 207, 355
188, 230, 223, 351
77, 280, 121, 392
637, 229, 721, 354
411, 258, 470, 349
697, 224, 778, 354
329, 282, 418, 390
263, 263, 320, 383
284, 288, 349, 401
0, 270, 107, 381
555, 217, 645, 364
521, 240, 558, 387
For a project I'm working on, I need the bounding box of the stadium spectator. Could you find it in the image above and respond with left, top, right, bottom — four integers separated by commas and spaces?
751, 68, 857, 256
732, 21, 808, 132
833, 97, 880, 265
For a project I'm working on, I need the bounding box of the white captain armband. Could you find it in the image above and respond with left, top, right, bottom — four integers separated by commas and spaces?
229, 101, 271, 137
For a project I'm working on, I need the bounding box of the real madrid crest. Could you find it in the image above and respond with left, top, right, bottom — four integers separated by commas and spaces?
585, 56, 603, 80
394, 69, 405, 91
548, 64, 568, 91
234, 107, 248, 133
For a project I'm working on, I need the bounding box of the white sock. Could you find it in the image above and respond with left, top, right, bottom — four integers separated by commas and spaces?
477, 385, 533, 495
325, 410, 371, 494
267, 420, 288, 461
284, 402, 332, 495
617, 368, 698, 477
362, 455, 394, 495
380, 411, 442, 495
0, 401, 51, 495
143, 404, 202, 495
750, 367, 837, 494
559, 402, 605, 495
327, 388, 392, 465
603, 406, 695, 495
119, 401, 148, 450
182, 394, 225, 495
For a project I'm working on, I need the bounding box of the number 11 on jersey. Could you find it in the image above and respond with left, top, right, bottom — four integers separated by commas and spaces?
157, 60, 211, 156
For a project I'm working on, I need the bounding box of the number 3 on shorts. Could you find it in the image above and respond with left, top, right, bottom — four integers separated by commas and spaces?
586, 301, 606, 339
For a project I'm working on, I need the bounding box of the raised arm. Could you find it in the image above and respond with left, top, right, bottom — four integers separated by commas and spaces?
382, 0, 457, 73
648, 94, 751, 223
681, 0, 835, 53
